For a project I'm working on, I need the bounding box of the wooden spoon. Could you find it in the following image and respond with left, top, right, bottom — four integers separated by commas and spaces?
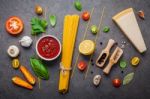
103, 47, 123, 75
96, 39, 115, 68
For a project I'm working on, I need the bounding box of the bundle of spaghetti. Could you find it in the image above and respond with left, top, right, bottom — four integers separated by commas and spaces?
59, 15, 79, 93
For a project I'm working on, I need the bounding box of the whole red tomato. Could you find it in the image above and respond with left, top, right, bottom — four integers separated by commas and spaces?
78, 61, 87, 71
82, 11, 90, 21
112, 78, 121, 88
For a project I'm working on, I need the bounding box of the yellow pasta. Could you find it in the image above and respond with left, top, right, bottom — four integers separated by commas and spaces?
59, 15, 79, 93
61, 15, 71, 65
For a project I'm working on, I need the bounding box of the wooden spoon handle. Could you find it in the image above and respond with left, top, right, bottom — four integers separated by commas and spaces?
103, 62, 114, 75
96, 39, 115, 68
105, 39, 115, 52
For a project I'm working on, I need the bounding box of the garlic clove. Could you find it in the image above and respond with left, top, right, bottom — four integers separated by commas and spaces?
93, 75, 102, 86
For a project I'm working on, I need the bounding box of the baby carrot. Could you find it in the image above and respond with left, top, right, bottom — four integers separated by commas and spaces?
20, 66, 36, 85
12, 76, 33, 90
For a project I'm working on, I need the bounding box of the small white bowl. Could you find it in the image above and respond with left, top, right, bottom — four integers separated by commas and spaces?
36, 35, 61, 61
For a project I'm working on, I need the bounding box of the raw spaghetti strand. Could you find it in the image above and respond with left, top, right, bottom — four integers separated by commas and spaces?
84, 7, 105, 79
58, 15, 79, 93
71, 7, 95, 78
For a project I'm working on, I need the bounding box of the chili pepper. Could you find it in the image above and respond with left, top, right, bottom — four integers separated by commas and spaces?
20, 66, 36, 85
12, 76, 33, 90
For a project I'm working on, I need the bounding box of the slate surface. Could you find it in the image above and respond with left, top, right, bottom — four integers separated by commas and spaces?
0, 0, 150, 99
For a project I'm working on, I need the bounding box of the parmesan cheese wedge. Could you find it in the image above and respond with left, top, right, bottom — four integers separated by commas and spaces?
112, 8, 147, 53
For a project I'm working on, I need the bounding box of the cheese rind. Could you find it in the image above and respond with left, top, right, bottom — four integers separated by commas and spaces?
113, 8, 147, 53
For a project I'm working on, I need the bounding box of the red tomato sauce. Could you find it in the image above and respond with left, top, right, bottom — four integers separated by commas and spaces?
37, 36, 60, 59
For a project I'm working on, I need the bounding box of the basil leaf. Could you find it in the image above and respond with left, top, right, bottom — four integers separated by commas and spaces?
74, 0, 82, 11
30, 57, 49, 80
49, 15, 56, 27
123, 72, 134, 85
40, 19, 48, 28
31, 17, 48, 35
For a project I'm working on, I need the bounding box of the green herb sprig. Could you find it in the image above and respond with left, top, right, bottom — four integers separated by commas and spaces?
31, 17, 48, 35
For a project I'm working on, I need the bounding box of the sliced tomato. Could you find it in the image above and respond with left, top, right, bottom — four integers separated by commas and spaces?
78, 61, 87, 71
5, 16, 24, 35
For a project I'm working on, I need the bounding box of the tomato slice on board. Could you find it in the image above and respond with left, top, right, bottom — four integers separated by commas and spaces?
5, 16, 24, 35
78, 61, 87, 71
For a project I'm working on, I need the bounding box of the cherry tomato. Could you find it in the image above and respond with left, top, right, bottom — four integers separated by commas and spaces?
82, 11, 90, 21
112, 78, 121, 88
78, 61, 87, 71
5, 16, 24, 35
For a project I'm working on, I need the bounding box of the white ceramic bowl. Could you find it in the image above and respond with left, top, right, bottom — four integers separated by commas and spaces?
36, 35, 61, 61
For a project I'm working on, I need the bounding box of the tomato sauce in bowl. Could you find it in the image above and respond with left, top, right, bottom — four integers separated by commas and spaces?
36, 35, 61, 61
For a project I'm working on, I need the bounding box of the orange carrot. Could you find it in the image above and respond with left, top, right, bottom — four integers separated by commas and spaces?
20, 66, 36, 85
12, 76, 33, 90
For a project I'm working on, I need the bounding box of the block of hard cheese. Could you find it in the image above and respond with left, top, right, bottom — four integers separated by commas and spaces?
112, 8, 147, 53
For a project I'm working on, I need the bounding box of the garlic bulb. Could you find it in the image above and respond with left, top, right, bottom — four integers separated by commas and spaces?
7, 45, 20, 58
19, 36, 33, 47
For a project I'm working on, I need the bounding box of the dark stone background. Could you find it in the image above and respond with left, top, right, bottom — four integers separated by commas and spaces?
0, 0, 150, 99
